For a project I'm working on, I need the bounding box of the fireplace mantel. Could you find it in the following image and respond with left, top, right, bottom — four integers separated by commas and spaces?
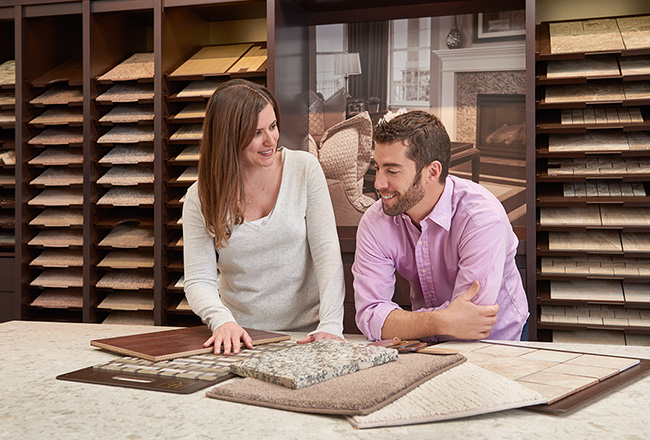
432, 43, 525, 140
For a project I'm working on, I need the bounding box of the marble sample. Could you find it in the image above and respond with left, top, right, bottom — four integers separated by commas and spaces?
623, 81, 650, 100
600, 206, 650, 226
548, 230, 622, 251
550, 280, 624, 302
548, 131, 628, 152
546, 55, 620, 79
617, 16, 650, 50
230, 339, 398, 389
549, 18, 625, 54
619, 56, 650, 76
623, 283, 650, 303
621, 232, 650, 252
545, 81, 625, 103
539, 206, 601, 226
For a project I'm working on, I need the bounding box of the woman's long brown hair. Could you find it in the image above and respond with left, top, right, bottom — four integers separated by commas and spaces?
197, 79, 281, 249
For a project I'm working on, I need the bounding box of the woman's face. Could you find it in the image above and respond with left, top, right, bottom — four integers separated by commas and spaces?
239, 103, 279, 169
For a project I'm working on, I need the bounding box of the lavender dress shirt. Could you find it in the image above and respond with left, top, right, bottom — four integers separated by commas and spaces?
353, 175, 529, 341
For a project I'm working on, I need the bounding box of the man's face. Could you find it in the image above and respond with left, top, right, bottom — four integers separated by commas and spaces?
373, 140, 426, 217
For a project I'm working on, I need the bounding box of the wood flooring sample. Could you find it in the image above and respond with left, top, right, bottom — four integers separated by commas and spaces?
171, 44, 253, 77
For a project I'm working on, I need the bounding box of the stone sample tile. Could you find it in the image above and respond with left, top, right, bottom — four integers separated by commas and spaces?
518, 381, 575, 404
623, 283, 650, 303
617, 15, 650, 50
621, 232, 650, 252
519, 349, 580, 363
545, 81, 624, 103
550, 280, 624, 302
624, 81, 650, 100
627, 132, 650, 150
230, 339, 398, 389
548, 230, 622, 251
549, 18, 625, 54
539, 206, 601, 226
475, 344, 537, 358
565, 354, 639, 371
549, 131, 629, 152
626, 334, 650, 345
543, 363, 618, 380
546, 55, 620, 78
600, 206, 650, 226
470, 357, 557, 381
620, 56, 650, 76
518, 370, 598, 392
435, 341, 489, 353
553, 329, 627, 345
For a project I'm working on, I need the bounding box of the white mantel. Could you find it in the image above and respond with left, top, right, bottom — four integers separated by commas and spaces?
432, 43, 525, 139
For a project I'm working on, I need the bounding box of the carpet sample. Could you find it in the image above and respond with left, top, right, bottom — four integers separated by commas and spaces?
347, 362, 545, 428
30, 107, 83, 126
30, 289, 83, 309
209, 352, 465, 414
97, 125, 154, 144
0, 60, 15, 86
97, 165, 154, 186
28, 229, 83, 247
99, 104, 154, 123
96, 270, 154, 290
29, 208, 83, 227
28, 127, 83, 145
97, 53, 155, 82
31, 192, 80, 210
230, 339, 398, 389
96, 83, 154, 103
96, 187, 154, 206
97, 292, 154, 311
98, 224, 154, 248
28, 147, 83, 166
30, 85, 83, 106
102, 310, 154, 326
30, 249, 83, 267
98, 250, 154, 269
30, 268, 83, 288
176, 78, 224, 98
99, 145, 154, 164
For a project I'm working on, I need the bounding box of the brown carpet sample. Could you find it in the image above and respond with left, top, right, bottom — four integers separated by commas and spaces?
97, 165, 154, 186
28, 229, 83, 247
30, 107, 83, 125
207, 353, 466, 415
97, 270, 154, 290
30, 85, 83, 106
30, 249, 83, 267
30, 268, 83, 288
29, 208, 83, 227
99, 145, 154, 164
28, 127, 83, 145
97, 187, 154, 206
28, 147, 83, 166
97, 125, 154, 144
96, 83, 154, 103
30, 289, 83, 309
99, 104, 154, 123
97, 53, 155, 82
30, 167, 83, 186
98, 250, 154, 269
28, 188, 83, 206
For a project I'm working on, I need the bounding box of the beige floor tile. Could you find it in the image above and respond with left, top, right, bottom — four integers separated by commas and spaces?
545, 81, 625, 103
602, 317, 629, 326
601, 206, 650, 226
550, 279, 624, 301
552, 329, 627, 345
549, 18, 625, 54
515, 381, 575, 404
543, 363, 618, 380
548, 132, 629, 152
435, 341, 489, 353
520, 350, 581, 363
625, 334, 650, 346
476, 344, 538, 358
565, 354, 639, 371
470, 357, 558, 381
518, 370, 598, 392
546, 55, 620, 78
617, 16, 650, 50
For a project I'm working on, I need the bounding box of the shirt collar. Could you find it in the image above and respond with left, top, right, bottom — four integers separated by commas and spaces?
424, 176, 453, 231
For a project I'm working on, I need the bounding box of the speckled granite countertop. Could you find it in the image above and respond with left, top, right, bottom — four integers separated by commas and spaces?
1, 320, 649, 440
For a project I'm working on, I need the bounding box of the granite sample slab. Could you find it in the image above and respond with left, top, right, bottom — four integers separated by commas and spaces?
548, 131, 628, 152
546, 55, 620, 79
617, 15, 650, 50
619, 56, 650, 76
545, 81, 625, 103
550, 280, 624, 302
549, 18, 625, 54
539, 206, 601, 226
548, 230, 622, 251
230, 339, 398, 389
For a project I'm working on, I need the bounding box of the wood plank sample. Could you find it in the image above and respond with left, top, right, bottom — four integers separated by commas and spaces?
170, 44, 253, 77
90, 326, 291, 361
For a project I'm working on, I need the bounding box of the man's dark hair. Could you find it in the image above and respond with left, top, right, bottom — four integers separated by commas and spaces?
373, 110, 451, 182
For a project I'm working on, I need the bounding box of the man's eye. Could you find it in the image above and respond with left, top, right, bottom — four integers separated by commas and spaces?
388, 170, 398, 175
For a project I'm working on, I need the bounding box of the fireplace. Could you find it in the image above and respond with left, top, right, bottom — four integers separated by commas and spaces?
476, 94, 525, 160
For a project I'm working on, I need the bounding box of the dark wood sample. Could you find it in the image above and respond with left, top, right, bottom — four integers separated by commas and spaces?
90, 326, 291, 361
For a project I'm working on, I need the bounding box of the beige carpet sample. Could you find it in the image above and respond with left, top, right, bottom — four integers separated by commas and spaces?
549, 18, 625, 54
209, 352, 466, 414
28, 147, 83, 166
28, 229, 83, 247
29, 208, 83, 227
98, 53, 154, 82
230, 340, 398, 389
0, 60, 15, 86
30, 249, 83, 268
97, 125, 154, 144
30, 107, 83, 126
97, 292, 154, 311
99, 104, 154, 124
30, 289, 83, 309
98, 224, 154, 248
96, 83, 154, 103
30, 167, 83, 186
30, 268, 83, 288
28, 127, 83, 145
30, 85, 83, 106
170, 44, 253, 77
96, 187, 154, 206
96, 270, 154, 290
176, 78, 224, 98
617, 15, 650, 50
98, 250, 154, 269
97, 165, 154, 186
99, 145, 154, 165
545, 55, 620, 79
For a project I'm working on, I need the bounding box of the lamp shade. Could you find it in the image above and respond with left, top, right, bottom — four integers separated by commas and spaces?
334, 52, 362, 76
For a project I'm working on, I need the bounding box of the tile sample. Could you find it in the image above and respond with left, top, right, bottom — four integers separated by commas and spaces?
617, 15, 650, 50
540, 206, 601, 226
550, 280, 624, 302
546, 55, 620, 78
621, 232, 650, 252
624, 81, 650, 100
600, 206, 650, 226
549, 18, 625, 54
545, 81, 625, 103
623, 283, 650, 303
565, 354, 639, 371
518, 370, 598, 392
619, 56, 650, 76
549, 131, 629, 152
548, 230, 622, 251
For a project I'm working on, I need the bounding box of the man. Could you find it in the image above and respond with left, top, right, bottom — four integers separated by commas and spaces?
353, 110, 528, 342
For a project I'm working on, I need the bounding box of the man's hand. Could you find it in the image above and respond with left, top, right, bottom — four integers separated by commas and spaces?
440, 281, 499, 340
296, 332, 345, 344
204, 322, 253, 355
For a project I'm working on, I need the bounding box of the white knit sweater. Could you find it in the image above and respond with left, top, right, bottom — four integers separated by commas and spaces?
182, 148, 345, 336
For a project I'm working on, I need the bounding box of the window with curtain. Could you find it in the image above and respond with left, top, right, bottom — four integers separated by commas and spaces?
316, 24, 347, 100
390, 18, 431, 107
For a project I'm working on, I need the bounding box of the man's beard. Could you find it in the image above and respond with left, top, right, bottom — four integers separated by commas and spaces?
381, 172, 425, 216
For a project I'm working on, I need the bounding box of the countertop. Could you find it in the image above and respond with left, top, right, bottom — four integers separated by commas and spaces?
1, 320, 649, 440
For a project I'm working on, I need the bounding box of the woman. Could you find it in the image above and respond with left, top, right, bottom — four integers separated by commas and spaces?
183, 79, 345, 355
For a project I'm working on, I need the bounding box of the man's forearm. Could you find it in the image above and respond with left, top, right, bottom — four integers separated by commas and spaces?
380, 308, 447, 340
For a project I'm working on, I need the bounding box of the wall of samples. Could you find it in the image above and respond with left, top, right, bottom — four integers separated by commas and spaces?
534, 0, 650, 344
